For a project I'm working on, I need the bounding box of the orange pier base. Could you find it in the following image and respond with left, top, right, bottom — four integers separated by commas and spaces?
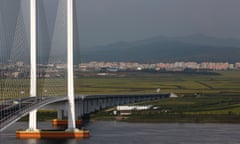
16, 130, 90, 139
52, 119, 83, 127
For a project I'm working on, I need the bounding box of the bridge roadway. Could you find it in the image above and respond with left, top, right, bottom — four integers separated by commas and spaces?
0, 93, 170, 132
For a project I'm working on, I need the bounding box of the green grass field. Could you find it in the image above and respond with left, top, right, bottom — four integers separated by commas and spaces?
1, 71, 240, 97
78, 71, 240, 95
81, 71, 240, 123
2, 71, 240, 122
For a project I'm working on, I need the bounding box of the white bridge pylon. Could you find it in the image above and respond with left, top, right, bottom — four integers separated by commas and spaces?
28, 0, 76, 131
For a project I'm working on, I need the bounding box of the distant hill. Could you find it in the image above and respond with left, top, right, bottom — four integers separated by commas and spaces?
80, 34, 240, 63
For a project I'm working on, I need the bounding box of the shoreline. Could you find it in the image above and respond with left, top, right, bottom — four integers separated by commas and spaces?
90, 113, 240, 124
19, 112, 240, 124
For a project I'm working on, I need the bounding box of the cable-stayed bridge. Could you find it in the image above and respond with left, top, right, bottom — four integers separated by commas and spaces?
0, 0, 171, 137
0, 93, 170, 132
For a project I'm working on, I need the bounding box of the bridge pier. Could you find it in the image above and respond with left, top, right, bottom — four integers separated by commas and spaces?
101, 99, 106, 109
75, 100, 84, 119
57, 109, 63, 120
84, 100, 89, 114
63, 109, 68, 118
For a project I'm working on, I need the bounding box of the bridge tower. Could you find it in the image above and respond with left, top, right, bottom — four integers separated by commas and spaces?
28, 0, 77, 131
28, 0, 37, 131
67, 0, 77, 131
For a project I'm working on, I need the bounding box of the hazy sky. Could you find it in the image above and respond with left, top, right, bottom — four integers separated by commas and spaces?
24, 0, 240, 47
1, 0, 240, 62
72, 0, 240, 46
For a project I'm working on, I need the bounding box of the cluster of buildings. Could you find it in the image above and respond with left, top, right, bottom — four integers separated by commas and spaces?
0, 62, 69, 78
1, 61, 240, 78
80, 61, 240, 72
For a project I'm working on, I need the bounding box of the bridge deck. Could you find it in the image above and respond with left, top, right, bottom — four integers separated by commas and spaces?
0, 93, 170, 132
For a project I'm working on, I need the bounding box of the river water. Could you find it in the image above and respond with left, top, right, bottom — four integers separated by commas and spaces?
0, 121, 240, 144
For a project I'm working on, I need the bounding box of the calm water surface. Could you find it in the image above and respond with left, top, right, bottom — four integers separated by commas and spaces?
0, 121, 240, 144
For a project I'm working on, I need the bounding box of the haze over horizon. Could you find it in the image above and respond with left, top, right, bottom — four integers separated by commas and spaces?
78, 0, 240, 47
22, 0, 240, 47
1, 0, 240, 63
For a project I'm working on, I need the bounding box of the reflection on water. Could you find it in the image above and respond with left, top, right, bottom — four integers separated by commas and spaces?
1, 121, 240, 144
27, 139, 37, 144
26, 139, 78, 144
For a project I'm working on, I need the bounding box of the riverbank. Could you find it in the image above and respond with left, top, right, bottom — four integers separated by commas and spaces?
20, 111, 240, 124
90, 91, 240, 123
90, 113, 240, 123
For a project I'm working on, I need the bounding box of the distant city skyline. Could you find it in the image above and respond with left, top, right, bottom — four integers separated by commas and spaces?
1, 60, 240, 79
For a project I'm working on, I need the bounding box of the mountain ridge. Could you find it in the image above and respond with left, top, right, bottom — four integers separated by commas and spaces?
80, 34, 240, 63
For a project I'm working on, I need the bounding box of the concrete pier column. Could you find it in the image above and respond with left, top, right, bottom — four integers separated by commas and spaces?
106, 98, 110, 107
75, 100, 84, 118
91, 100, 95, 112
85, 100, 89, 114
63, 110, 68, 118
79, 100, 84, 117
57, 110, 63, 120
102, 100, 104, 109
90, 100, 94, 113
93, 99, 97, 112
82, 100, 86, 115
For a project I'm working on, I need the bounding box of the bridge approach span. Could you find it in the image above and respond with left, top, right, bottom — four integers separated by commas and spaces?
0, 93, 170, 132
